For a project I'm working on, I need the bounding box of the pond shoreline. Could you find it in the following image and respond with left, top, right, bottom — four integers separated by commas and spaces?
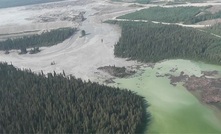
110, 59, 221, 134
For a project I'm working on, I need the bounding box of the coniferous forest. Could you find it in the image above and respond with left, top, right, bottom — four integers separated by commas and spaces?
108, 21, 221, 64
112, 0, 151, 4
0, 63, 150, 133
204, 23, 221, 36
0, 28, 76, 51
118, 6, 221, 24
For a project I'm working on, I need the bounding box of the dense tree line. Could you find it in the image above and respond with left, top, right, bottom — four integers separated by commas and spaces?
188, 10, 221, 24
112, 0, 151, 4
118, 7, 202, 23
109, 21, 221, 64
167, 0, 206, 5
134, 0, 151, 4
118, 6, 221, 24
174, 0, 205, 2
0, 28, 76, 51
0, 62, 150, 133
203, 23, 221, 36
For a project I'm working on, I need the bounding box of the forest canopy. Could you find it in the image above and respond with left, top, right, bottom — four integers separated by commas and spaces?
203, 23, 221, 36
173, 0, 206, 2
107, 21, 221, 64
0, 28, 76, 51
112, 0, 151, 4
0, 62, 150, 133
117, 6, 221, 24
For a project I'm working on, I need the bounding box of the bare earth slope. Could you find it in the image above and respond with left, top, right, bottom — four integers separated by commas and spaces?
0, 0, 141, 81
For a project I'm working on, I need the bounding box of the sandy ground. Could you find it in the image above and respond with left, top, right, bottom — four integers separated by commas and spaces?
0, 0, 221, 82
0, 0, 143, 82
0, 0, 87, 40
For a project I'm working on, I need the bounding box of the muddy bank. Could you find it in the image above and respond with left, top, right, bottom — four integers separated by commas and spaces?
184, 75, 221, 103
98, 66, 136, 78
114, 60, 221, 134
163, 71, 221, 105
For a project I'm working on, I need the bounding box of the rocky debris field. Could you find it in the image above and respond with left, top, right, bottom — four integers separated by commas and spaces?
164, 71, 221, 104
98, 65, 136, 78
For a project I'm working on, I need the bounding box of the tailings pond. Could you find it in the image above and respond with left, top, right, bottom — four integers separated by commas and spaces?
110, 59, 221, 134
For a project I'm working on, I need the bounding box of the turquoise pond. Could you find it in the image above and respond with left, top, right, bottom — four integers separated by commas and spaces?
110, 59, 221, 134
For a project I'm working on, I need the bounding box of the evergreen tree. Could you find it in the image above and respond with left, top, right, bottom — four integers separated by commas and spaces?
110, 21, 221, 64
0, 28, 76, 51
0, 62, 150, 133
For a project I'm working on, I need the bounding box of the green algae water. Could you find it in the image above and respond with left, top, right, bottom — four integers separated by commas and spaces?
112, 59, 221, 134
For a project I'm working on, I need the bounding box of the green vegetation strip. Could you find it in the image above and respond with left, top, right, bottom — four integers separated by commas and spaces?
174, 0, 206, 3
0, 62, 150, 133
112, 0, 151, 4
108, 21, 221, 64
0, 28, 76, 51
203, 23, 221, 36
118, 6, 221, 24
